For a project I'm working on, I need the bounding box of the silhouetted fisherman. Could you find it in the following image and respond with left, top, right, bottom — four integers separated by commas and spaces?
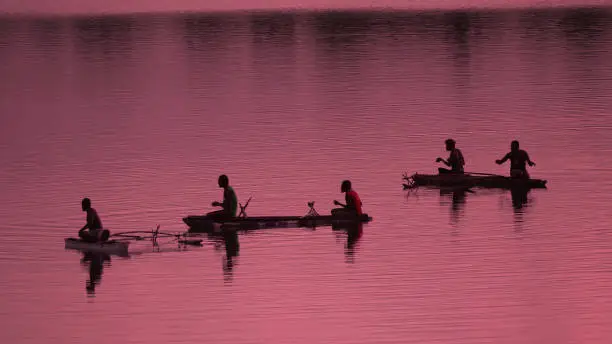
436, 139, 465, 174
207, 174, 238, 221
332, 180, 362, 217
495, 140, 536, 178
78, 198, 109, 242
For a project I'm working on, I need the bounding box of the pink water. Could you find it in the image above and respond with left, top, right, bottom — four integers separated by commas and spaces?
1, 8, 612, 344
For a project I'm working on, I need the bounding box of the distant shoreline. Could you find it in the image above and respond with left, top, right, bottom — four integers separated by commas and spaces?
1, 4, 611, 20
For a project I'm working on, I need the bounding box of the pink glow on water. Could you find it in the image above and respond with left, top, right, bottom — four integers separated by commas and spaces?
1, 8, 612, 344
0, 0, 611, 15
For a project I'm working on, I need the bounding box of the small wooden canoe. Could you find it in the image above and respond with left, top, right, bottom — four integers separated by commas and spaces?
403, 173, 547, 190
184, 214, 372, 233
64, 238, 130, 256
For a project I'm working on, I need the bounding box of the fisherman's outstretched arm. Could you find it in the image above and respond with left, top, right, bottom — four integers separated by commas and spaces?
526, 152, 536, 166
496, 153, 510, 164
333, 200, 346, 208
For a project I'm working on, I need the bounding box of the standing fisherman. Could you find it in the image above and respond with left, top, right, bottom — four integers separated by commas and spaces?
496, 140, 536, 178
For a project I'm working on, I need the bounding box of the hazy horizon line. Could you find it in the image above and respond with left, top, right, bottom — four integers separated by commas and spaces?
1, 3, 611, 19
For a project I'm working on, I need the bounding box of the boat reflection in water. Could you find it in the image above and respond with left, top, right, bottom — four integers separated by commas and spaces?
222, 229, 240, 282
332, 222, 363, 263
345, 224, 363, 263
511, 187, 530, 210
509, 187, 532, 228
201, 229, 241, 282
80, 251, 111, 296
439, 187, 470, 226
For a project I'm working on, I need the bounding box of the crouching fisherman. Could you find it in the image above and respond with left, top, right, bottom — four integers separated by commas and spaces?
79, 198, 109, 243
207, 174, 238, 221
436, 138, 465, 174
332, 180, 363, 217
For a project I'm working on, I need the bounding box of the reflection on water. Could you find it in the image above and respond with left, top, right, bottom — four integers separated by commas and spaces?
222, 230, 240, 282
560, 8, 610, 42
181, 14, 233, 53
439, 188, 470, 225
29, 18, 65, 50
343, 224, 363, 264
72, 16, 136, 58
2, 7, 612, 344
250, 13, 296, 46
331, 223, 364, 263
511, 187, 530, 211
80, 252, 111, 296
197, 230, 242, 282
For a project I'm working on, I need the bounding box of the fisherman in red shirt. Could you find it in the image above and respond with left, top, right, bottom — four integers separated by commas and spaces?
332, 180, 362, 216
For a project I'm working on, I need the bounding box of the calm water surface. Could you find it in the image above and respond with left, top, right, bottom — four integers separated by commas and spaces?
1, 7, 612, 344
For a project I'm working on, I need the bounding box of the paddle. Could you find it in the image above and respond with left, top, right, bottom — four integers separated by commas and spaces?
464, 171, 506, 177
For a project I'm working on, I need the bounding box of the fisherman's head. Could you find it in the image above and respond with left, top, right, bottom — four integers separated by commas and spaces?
81, 198, 91, 211
341, 180, 352, 193
218, 174, 229, 188
511, 140, 519, 151
445, 139, 456, 151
